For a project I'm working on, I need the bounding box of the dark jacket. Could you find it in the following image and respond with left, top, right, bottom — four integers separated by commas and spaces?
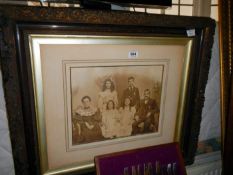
122, 86, 140, 109
136, 98, 159, 123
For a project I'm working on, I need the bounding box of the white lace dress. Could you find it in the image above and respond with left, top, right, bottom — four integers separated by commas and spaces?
98, 90, 118, 112
101, 109, 121, 138
118, 107, 136, 137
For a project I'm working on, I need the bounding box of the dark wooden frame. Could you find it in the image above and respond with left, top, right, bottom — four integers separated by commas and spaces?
219, 0, 233, 174
0, 5, 215, 175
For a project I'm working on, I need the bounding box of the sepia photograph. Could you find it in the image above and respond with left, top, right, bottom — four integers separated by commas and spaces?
70, 64, 164, 145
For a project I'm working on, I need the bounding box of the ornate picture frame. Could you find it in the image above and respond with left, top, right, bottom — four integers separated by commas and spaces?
0, 5, 215, 175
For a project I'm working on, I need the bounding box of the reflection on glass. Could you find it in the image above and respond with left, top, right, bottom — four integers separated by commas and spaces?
132, 166, 137, 175
137, 164, 141, 175
124, 167, 129, 175
172, 0, 178, 4
211, 0, 218, 5
122, 161, 178, 175
180, 0, 193, 4
172, 162, 177, 175
134, 7, 146, 12
180, 6, 193, 16
146, 8, 162, 14
167, 163, 172, 175
211, 6, 218, 21
155, 161, 161, 175
148, 162, 153, 175
165, 5, 178, 15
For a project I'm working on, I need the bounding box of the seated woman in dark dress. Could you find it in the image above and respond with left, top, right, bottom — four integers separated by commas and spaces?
73, 96, 103, 144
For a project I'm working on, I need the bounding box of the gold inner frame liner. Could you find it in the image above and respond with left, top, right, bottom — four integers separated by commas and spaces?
29, 35, 193, 175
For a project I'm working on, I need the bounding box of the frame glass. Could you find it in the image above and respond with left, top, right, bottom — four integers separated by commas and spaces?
0, 5, 215, 175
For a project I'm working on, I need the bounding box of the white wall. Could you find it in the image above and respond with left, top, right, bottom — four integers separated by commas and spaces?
198, 25, 221, 141
0, 69, 15, 175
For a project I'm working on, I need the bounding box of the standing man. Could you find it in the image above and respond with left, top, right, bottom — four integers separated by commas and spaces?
122, 76, 140, 111
132, 89, 160, 134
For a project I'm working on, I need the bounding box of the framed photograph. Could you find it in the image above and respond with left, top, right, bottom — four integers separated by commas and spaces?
95, 142, 186, 175
0, 5, 215, 175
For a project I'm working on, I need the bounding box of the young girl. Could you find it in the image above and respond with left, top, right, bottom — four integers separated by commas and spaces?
98, 78, 118, 112
118, 97, 136, 137
101, 100, 120, 139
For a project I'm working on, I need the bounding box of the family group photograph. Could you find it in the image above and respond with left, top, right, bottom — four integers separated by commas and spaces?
70, 65, 164, 145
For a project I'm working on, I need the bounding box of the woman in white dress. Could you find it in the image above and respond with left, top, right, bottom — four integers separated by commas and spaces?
118, 97, 136, 137
101, 100, 121, 139
98, 78, 118, 112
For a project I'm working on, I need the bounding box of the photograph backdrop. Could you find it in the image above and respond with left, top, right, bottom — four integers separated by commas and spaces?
71, 65, 164, 110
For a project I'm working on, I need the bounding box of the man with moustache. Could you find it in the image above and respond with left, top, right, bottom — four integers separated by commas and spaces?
132, 89, 159, 134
